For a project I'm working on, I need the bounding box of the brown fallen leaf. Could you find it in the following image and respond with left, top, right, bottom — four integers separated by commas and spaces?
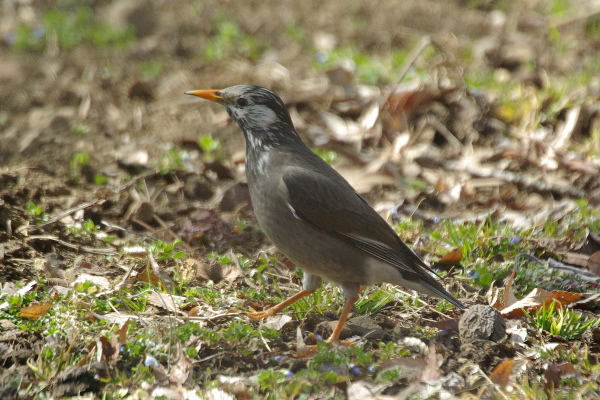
116, 319, 130, 345
544, 362, 577, 393
490, 359, 514, 386
438, 248, 462, 264
562, 252, 592, 269
588, 251, 600, 275
99, 336, 119, 363
500, 289, 584, 318
20, 303, 51, 320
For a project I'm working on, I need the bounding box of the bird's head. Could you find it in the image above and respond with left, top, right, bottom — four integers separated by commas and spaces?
186, 85, 298, 151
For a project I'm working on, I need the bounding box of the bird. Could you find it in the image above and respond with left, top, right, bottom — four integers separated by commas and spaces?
185, 85, 464, 341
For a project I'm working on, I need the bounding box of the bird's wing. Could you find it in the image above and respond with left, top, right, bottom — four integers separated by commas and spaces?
282, 166, 437, 278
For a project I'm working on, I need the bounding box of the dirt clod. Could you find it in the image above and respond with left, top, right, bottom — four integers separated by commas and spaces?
459, 304, 506, 343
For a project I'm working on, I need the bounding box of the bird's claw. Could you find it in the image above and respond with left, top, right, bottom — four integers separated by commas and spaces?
247, 309, 276, 320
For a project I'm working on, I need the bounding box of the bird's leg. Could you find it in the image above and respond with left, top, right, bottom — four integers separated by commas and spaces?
248, 289, 314, 320
327, 294, 359, 341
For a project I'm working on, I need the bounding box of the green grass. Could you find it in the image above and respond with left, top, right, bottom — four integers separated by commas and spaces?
13, 7, 134, 52
526, 301, 600, 340
202, 17, 267, 62
314, 45, 424, 85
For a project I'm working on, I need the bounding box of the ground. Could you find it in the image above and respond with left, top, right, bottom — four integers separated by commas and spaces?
0, 0, 599, 399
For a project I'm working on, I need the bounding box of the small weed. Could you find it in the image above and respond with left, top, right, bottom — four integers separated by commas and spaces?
70, 150, 90, 180
355, 286, 394, 315
198, 134, 222, 161
158, 147, 186, 173
147, 239, 186, 261
312, 148, 338, 164
203, 18, 267, 62
526, 302, 600, 339
72, 124, 88, 137
94, 174, 108, 185
68, 219, 99, 238
26, 202, 49, 224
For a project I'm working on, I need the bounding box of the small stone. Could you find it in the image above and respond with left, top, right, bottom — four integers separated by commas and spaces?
459, 304, 506, 343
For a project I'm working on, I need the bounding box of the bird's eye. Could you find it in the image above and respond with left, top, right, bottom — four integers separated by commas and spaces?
237, 98, 248, 107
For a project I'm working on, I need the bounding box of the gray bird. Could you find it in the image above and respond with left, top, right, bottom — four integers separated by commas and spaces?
186, 85, 464, 341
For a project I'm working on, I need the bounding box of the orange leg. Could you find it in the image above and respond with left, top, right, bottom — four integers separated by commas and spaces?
248, 289, 314, 320
328, 294, 359, 341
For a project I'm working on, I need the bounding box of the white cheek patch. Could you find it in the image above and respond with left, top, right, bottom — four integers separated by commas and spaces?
247, 105, 277, 127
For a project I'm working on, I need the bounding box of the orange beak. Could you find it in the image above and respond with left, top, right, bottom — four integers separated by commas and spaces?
184, 89, 228, 104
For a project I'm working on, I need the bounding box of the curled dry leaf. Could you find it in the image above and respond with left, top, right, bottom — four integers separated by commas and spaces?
19, 303, 51, 320
500, 288, 584, 318
489, 359, 514, 386
261, 314, 293, 331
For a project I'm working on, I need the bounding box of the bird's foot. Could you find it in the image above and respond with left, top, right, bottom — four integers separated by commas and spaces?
307, 332, 356, 346
247, 308, 277, 320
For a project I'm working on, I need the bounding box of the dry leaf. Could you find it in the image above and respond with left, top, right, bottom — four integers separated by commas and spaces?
136, 270, 161, 285
587, 251, 600, 275
148, 292, 181, 313
544, 362, 577, 392
503, 269, 518, 307
197, 263, 242, 284
116, 319, 130, 345
261, 314, 293, 331
500, 288, 584, 318
490, 359, 514, 386
439, 248, 462, 264
320, 110, 363, 143
149, 254, 175, 291
99, 336, 119, 363
169, 343, 192, 385
20, 303, 51, 320
296, 327, 317, 358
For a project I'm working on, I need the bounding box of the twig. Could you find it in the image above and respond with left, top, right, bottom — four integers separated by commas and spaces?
427, 115, 464, 150
101, 220, 161, 241
25, 235, 116, 255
